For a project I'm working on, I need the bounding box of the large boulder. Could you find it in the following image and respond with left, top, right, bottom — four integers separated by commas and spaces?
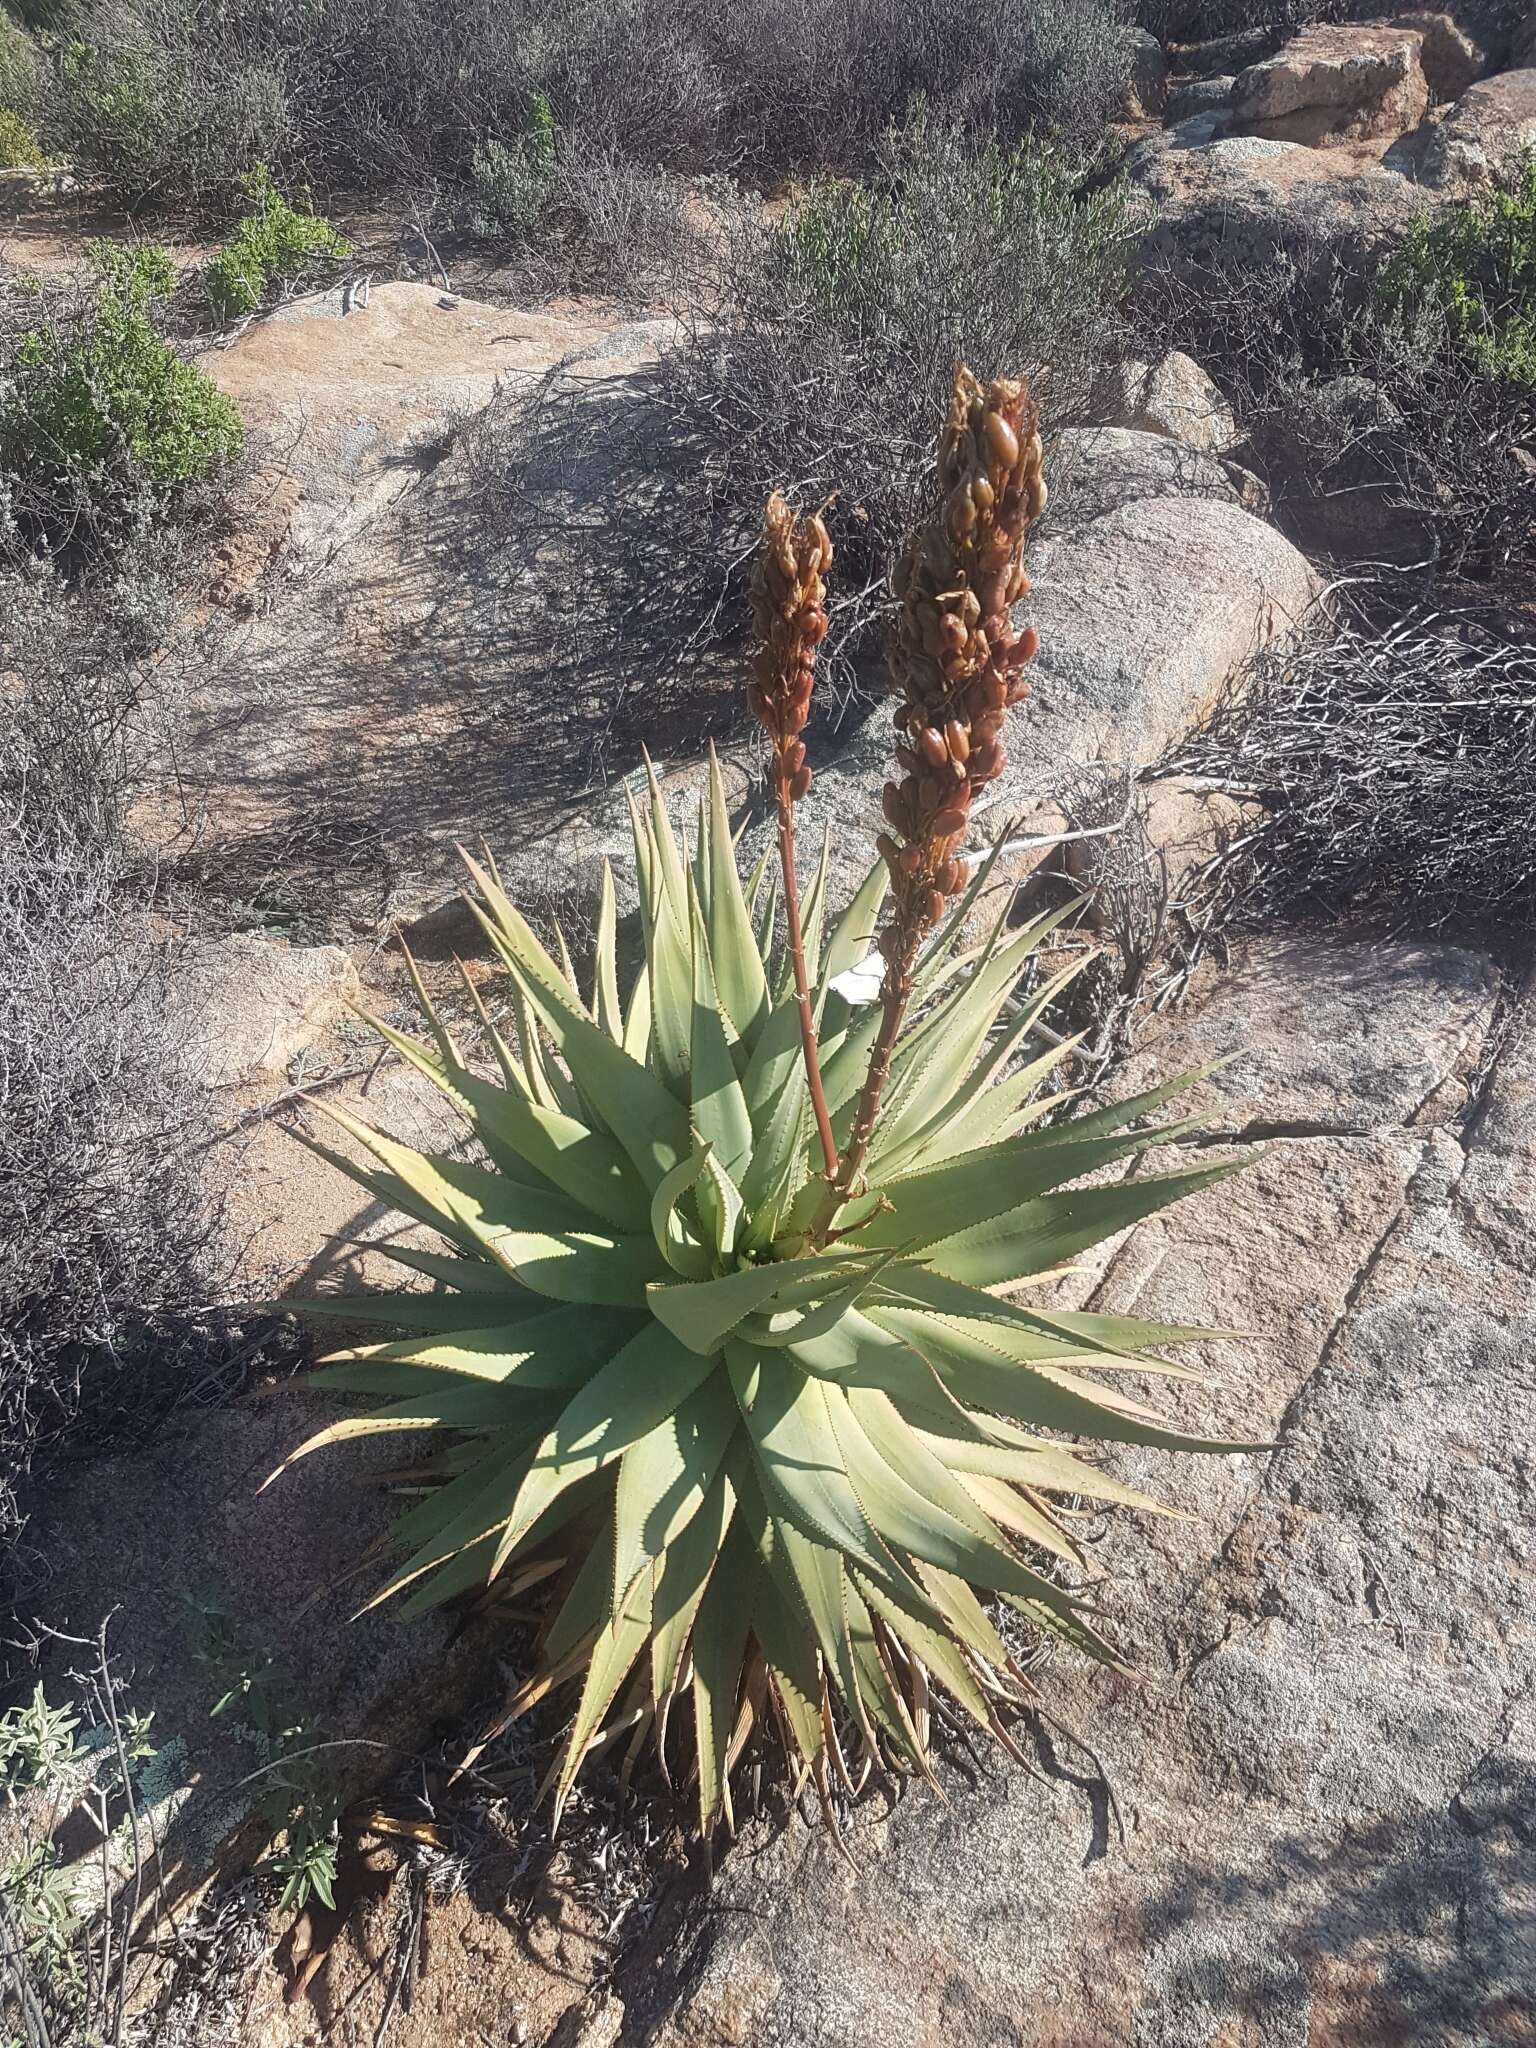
204, 282, 662, 568
1166, 72, 1237, 122
740, 494, 1320, 926
1179, 27, 1289, 78
1094, 351, 1239, 453
173, 303, 685, 934
1020, 496, 1321, 763
1133, 127, 1437, 278
1233, 22, 1430, 146
1124, 27, 1170, 118
1050, 426, 1240, 529
1113, 936, 1499, 1134
1518, 3, 1536, 66
636, 943, 1533, 2048
1388, 9, 1489, 100
1418, 68, 1536, 192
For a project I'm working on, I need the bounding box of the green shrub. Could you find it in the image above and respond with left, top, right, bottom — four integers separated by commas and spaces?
54, 13, 292, 218
646, 115, 1136, 689
5, 242, 242, 501
0, 103, 47, 162
464, 95, 558, 238
203, 163, 350, 320
1380, 157, 1536, 389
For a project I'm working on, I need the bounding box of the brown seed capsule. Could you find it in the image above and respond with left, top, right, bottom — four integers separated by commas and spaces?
924, 888, 946, 924
899, 844, 924, 875
944, 719, 970, 763
984, 410, 1020, 465
918, 726, 948, 770
969, 741, 1000, 782
790, 765, 812, 800
917, 775, 941, 814
882, 781, 907, 831
932, 805, 968, 839
784, 738, 806, 772
1018, 625, 1040, 663
876, 830, 901, 869
938, 858, 964, 895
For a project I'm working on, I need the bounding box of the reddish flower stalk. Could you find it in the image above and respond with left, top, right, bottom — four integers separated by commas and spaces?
813, 366, 1047, 1234
748, 490, 839, 1182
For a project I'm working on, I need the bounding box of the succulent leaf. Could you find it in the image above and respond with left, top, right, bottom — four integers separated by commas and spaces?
277, 787, 1253, 1832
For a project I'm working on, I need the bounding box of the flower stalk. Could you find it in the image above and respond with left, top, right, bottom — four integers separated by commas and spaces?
815, 366, 1047, 1231
749, 490, 840, 1182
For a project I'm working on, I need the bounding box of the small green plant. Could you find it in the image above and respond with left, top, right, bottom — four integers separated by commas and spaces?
184, 1587, 340, 1910
1380, 156, 1536, 387
0, 1684, 81, 1793
272, 369, 1255, 1836
0, 12, 48, 166
464, 92, 558, 237
0, 1673, 160, 2041
0, 106, 48, 167
203, 163, 350, 323
3, 239, 244, 517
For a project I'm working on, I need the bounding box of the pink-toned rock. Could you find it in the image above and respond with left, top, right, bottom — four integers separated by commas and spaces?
182, 933, 359, 1089
1234, 22, 1430, 145
1124, 27, 1170, 118
1095, 352, 1239, 453
1022, 497, 1321, 763
1388, 9, 1488, 100
1419, 67, 1536, 191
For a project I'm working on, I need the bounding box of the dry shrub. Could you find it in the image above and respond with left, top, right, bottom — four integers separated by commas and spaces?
454, 119, 1137, 722
455, 131, 700, 304
0, 570, 243, 1570
49, 0, 1137, 217
1161, 579, 1536, 934
1134, 0, 1526, 46
0, 832, 232, 1562
1133, 241, 1536, 585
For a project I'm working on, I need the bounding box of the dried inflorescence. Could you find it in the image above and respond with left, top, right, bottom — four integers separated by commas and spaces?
748, 489, 833, 802
878, 366, 1046, 940
748, 488, 840, 1178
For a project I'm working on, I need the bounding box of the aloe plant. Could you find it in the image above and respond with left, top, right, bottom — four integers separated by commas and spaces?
273, 368, 1248, 1833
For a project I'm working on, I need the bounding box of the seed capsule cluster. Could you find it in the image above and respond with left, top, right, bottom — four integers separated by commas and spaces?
749, 489, 833, 802
878, 368, 1046, 940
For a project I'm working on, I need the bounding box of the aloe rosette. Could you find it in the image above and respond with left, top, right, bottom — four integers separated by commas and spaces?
275, 757, 1244, 1832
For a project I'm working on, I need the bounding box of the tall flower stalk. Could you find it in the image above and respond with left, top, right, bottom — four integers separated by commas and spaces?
748, 490, 839, 1180
809, 365, 1046, 1233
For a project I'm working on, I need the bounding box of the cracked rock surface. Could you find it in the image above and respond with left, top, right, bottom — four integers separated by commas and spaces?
633, 937, 1534, 2048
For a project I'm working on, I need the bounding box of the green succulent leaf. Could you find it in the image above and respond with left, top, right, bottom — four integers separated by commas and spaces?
276, 780, 1259, 1837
